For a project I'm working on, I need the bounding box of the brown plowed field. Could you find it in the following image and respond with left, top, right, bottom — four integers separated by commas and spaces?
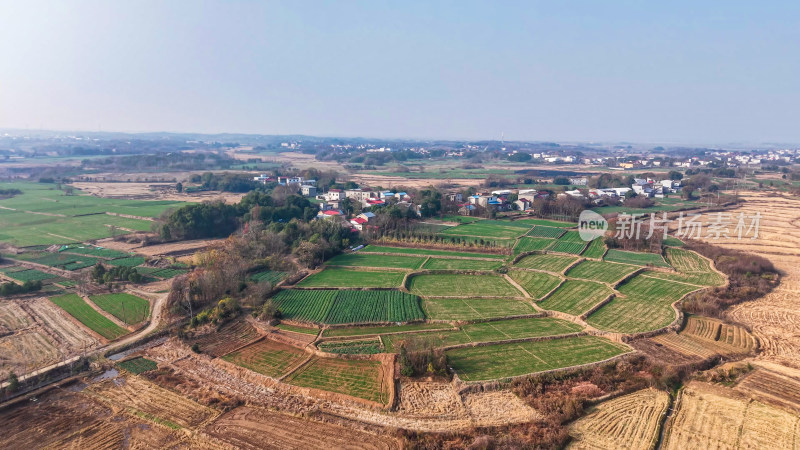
568, 388, 669, 450
646, 316, 755, 360
26, 296, 99, 351
204, 406, 401, 449
397, 382, 467, 419
662, 382, 800, 450
462, 391, 542, 426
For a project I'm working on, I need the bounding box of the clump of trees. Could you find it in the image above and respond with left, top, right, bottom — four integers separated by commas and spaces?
0, 280, 42, 296
189, 172, 261, 192
398, 342, 447, 377
191, 297, 240, 327
91, 263, 143, 284
682, 241, 778, 318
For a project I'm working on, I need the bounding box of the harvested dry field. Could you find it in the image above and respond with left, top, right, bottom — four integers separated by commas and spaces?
87, 374, 220, 428
72, 181, 246, 203
696, 193, 800, 367
204, 406, 400, 449
187, 320, 262, 357
662, 382, 800, 449
735, 362, 800, 413
98, 236, 226, 257
0, 297, 100, 377
568, 388, 669, 449
0, 387, 184, 448
0, 330, 60, 376
643, 316, 755, 360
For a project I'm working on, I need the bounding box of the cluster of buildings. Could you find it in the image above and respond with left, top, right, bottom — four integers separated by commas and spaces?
560, 178, 682, 203
252, 175, 318, 197
316, 188, 413, 220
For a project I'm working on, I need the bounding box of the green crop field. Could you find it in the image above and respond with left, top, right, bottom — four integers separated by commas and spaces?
272, 289, 424, 324
547, 240, 587, 255
271, 290, 337, 322
318, 338, 383, 354
117, 357, 158, 374
3, 268, 58, 282
514, 218, 577, 228
580, 238, 607, 259
284, 356, 389, 404
566, 261, 639, 284
382, 317, 582, 351
514, 237, 554, 255
586, 275, 698, 333
648, 248, 725, 286
9, 252, 99, 270
421, 258, 503, 271
662, 236, 685, 247
507, 270, 562, 299
526, 226, 566, 239
49, 293, 128, 340
360, 245, 506, 259
447, 335, 630, 381
514, 253, 579, 273
438, 215, 482, 224
276, 323, 319, 335
325, 253, 425, 269
439, 220, 531, 239
422, 297, 536, 321
222, 339, 308, 378
408, 273, 522, 297
0, 182, 181, 246
89, 293, 150, 324
107, 256, 146, 267
604, 249, 670, 268
322, 322, 453, 338
248, 270, 287, 285
539, 280, 613, 315
296, 267, 405, 288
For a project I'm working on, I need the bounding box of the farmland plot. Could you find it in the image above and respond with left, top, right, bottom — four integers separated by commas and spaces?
647, 248, 725, 286
735, 365, 800, 413
546, 240, 587, 255
663, 383, 800, 450
359, 245, 506, 259
604, 249, 670, 268
565, 260, 639, 284
187, 320, 261, 357
382, 317, 581, 351
440, 220, 531, 239
422, 297, 536, 320
297, 268, 405, 288
325, 253, 425, 269
0, 301, 30, 333
0, 330, 61, 376
421, 258, 503, 271
507, 270, 562, 299
322, 322, 453, 338
89, 375, 219, 429
318, 338, 382, 354
49, 294, 128, 340
526, 226, 566, 239
117, 357, 158, 374
447, 335, 629, 381
513, 237, 553, 255
580, 238, 606, 259
89, 293, 150, 325
515, 253, 579, 273
586, 276, 697, 333
222, 339, 308, 378
284, 356, 390, 404
3, 268, 58, 282
205, 406, 400, 450
408, 274, 522, 297
273, 290, 423, 324
568, 388, 669, 450
539, 280, 613, 316
27, 297, 99, 351
107, 256, 146, 267
649, 316, 755, 359
515, 218, 576, 228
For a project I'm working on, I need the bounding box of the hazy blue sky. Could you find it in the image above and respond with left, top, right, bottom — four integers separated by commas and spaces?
1, 1, 798, 144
